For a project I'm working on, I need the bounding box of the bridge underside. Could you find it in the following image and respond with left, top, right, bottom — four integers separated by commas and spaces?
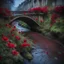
10, 16, 40, 32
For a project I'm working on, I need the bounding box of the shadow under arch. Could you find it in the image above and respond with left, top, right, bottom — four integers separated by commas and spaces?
10, 16, 40, 32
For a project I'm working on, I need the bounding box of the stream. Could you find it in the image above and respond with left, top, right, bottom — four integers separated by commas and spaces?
12, 20, 30, 32
11, 21, 64, 64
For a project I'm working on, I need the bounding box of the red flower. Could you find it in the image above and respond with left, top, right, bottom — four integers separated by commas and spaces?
12, 26, 16, 31
33, 7, 41, 12
7, 34, 10, 37
0, 8, 3, 13
0, 56, 2, 60
29, 7, 41, 12
0, 8, 12, 16
35, 18, 38, 21
5, 24, 9, 26
45, 51, 48, 55
23, 11, 26, 15
29, 8, 34, 12
23, 39, 27, 43
19, 32, 21, 34
33, 40, 36, 44
4, 8, 12, 16
41, 6, 48, 13
13, 26, 16, 28
29, 6, 48, 13
12, 50, 19, 56
54, 6, 64, 14
11, 34, 15, 37
51, 13, 59, 24
2, 36, 9, 42
5, 24, 11, 28
0, 26, 1, 28
6, 41, 16, 48
15, 36, 21, 40
10, 28, 16, 33
21, 43, 30, 47
50, 23, 53, 27
40, 19, 44, 23
2, 34, 4, 36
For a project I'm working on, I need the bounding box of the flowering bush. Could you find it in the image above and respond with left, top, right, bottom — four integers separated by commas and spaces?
29, 7, 41, 12
50, 6, 64, 33
50, 17, 64, 33
0, 8, 12, 17
51, 13, 59, 25
41, 6, 48, 13
29, 6, 48, 14
54, 6, 64, 15
32, 6, 64, 40
0, 22, 33, 64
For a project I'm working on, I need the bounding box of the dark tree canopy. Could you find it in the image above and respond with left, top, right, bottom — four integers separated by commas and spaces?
0, 0, 14, 9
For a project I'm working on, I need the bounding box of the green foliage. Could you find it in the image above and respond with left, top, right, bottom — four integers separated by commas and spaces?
35, 9, 64, 40
0, 21, 33, 64
38, 14, 51, 35
19, 20, 30, 29
50, 18, 64, 33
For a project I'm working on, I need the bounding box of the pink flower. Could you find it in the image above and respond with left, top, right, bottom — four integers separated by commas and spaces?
12, 50, 19, 56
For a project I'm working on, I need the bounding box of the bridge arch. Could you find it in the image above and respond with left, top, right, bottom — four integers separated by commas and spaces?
10, 16, 40, 32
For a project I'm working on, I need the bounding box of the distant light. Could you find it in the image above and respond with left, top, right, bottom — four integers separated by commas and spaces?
14, 0, 25, 7
11, 0, 25, 11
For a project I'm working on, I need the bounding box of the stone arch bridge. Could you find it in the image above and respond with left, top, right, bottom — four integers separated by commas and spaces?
10, 15, 41, 32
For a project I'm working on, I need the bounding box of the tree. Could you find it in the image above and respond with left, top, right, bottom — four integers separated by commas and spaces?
0, 0, 14, 10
